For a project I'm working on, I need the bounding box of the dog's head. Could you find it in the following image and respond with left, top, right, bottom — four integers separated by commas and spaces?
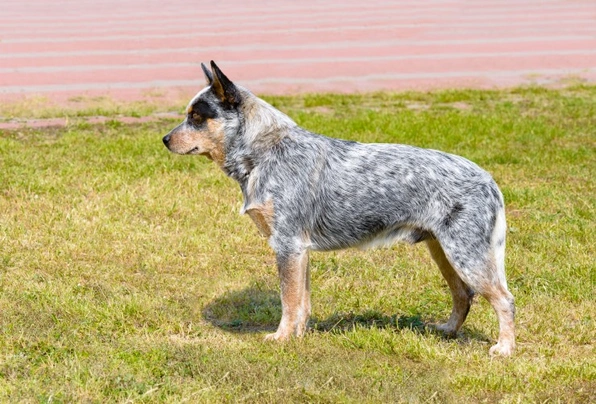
163, 61, 297, 178
162, 61, 242, 166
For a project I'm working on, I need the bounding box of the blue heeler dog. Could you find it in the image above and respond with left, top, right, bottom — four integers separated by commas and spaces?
163, 61, 516, 356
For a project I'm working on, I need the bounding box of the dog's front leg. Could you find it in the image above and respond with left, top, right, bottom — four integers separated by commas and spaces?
265, 249, 310, 341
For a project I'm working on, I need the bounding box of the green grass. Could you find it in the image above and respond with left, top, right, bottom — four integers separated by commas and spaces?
1, 85, 595, 402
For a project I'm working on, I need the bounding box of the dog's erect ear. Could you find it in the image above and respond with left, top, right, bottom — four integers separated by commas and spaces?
201, 62, 214, 85
210, 60, 240, 106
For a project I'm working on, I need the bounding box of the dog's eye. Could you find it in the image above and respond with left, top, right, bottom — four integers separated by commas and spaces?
192, 113, 201, 122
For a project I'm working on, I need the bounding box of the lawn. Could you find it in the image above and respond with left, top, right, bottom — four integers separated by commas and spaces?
0, 85, 594, 402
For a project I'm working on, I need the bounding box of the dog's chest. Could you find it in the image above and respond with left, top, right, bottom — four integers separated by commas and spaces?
245, 200, 274, 238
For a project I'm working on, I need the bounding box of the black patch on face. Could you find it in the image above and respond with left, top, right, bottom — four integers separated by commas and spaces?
188, 100, 218, 127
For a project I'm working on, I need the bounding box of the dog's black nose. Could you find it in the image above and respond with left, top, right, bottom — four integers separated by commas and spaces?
162, 134, 170, 147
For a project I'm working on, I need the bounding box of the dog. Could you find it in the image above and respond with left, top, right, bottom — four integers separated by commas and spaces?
162, 61, 516, 356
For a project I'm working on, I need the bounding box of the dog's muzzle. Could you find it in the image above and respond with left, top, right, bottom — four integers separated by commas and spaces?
163, 123, 184, 150
162, 133, 171, 148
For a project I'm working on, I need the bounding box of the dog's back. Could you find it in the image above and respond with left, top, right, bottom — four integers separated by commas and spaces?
254, 130, 502, 256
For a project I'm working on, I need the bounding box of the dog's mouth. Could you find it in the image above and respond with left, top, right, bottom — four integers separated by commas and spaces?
186, 147, 200, 154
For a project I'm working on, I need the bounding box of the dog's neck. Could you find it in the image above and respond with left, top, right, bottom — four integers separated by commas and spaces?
239, 90, 296, 147
223, 91, 297, 186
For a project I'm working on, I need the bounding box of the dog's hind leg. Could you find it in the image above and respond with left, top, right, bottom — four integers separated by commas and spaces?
437, 209, 515, 356
265, 248, 310, 341
482, 278, 515, 357
482, 209, 516, 357
426, 239, 475, 337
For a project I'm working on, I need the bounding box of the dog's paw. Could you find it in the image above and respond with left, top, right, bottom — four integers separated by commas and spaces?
489, 342, 514, 357
264, 331, 291, 342
432, 322, 458, 338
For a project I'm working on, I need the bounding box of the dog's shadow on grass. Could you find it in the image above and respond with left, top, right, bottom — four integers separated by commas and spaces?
202, 286, 490, 343
202, 286, 281, 333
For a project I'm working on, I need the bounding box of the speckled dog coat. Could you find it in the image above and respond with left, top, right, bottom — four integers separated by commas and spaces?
163, 61, 516, 356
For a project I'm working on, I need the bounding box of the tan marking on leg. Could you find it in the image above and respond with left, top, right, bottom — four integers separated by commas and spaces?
265, 250, 310, 341
245, 199, 274, 238
296, 254, 311, 336
426, 239, 474, 336
472, 253, 516, 356
483, 282, 516, 357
